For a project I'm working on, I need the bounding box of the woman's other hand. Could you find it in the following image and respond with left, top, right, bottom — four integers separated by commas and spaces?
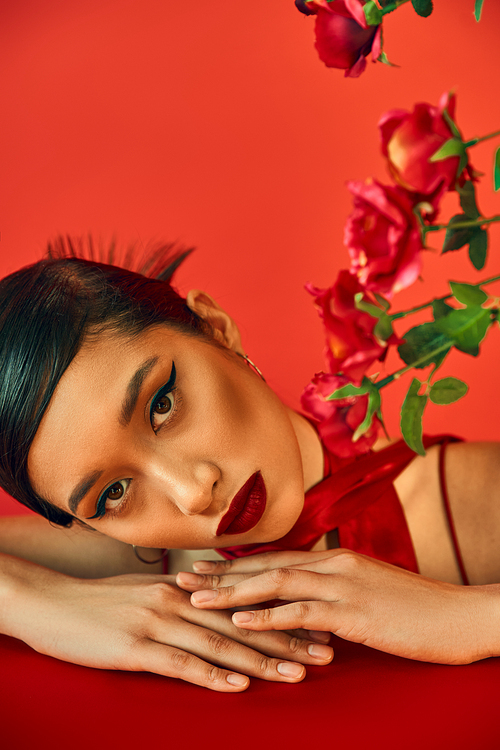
177, 549, 500, 665
1, 554, 333, 692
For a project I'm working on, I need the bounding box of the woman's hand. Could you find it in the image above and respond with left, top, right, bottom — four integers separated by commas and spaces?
176, 549, 499, 665
1, 555, 334, 691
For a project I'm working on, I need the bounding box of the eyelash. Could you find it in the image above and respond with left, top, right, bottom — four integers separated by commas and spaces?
88, 362, 179, 520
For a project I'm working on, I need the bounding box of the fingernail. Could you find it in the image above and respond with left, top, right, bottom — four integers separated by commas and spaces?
226, 673, 249, 687
233, 611, 254, 624
277, 662, 304, 679
307, 643, 334, 660
191, 589, 217, 603
307, 630, 331, 644
193, 561, 217, 572
177, 572, 204, 585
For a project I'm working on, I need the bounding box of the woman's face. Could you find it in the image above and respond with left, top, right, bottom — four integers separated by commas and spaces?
27, 312, 308, 550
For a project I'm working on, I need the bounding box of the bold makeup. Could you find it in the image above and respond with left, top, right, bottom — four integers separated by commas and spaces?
216, 471, 267, 536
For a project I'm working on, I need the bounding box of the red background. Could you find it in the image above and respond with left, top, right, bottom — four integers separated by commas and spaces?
1, 3, 500, 748
1, 3, 500, 514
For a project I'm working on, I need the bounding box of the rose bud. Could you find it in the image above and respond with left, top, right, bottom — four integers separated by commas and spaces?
299, 0, 382, 78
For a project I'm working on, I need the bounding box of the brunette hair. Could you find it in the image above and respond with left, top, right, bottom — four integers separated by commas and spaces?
0, 236, 207, 527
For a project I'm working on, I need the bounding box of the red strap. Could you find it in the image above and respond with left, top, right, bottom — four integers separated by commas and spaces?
438, 439, 469, 586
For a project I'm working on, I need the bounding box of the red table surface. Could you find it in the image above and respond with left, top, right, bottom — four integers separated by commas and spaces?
1, 632, 497, 750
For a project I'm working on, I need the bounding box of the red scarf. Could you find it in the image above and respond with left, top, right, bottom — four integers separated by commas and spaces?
216, 435, 459, 573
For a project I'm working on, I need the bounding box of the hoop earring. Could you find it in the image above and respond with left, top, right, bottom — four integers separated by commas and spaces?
132, 545, 169, 564
236, 352, 266, 382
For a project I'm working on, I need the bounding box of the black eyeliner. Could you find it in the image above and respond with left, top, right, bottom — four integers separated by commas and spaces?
87, 488, 110, 519
149, 361, 177, 430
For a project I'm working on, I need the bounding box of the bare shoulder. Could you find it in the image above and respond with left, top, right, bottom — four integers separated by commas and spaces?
396, 440, 500, 585
445, 441, 500, 493
444, 441, 500, 532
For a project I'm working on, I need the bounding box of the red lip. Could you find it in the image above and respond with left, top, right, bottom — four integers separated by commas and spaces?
216, 472, 267, 536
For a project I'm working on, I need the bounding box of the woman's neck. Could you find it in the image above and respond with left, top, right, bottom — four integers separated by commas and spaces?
286, 408, 325, 494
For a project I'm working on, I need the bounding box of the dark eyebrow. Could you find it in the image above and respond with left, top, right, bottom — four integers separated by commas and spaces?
119, 355, 160, 427
69, 470, 104, 514
68, 355, 160, 514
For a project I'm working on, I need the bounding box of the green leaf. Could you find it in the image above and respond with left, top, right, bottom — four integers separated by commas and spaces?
429, 137, 464, 163
327, 381, 370, 400
352, 388, 381, 442
398, 322, 453, 369
442, 214, 475, 253
377, 51, 399, 67
374, 313, 394, 341
494, 146, 500, 191
432, 298, 454, 320
457, 181, 480, 219
469, 227, 488, 270
374, 293, 391, 311
354, 292, 383, 319
435, 306, 492, 355
400, 379, 427, 456
475, 0, 484, 22
364, 0, 383, 25
411, 0, 433, 16
442, 107, 461, 140
429, 377, 468, 405
449, 281, 488, 306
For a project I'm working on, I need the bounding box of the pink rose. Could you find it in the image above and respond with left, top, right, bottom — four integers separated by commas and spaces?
307, 270, 390, 384
345, 179, 423, 297
301, 372, 381, 457
297, 0, 382, 78
379, 93, 467, 196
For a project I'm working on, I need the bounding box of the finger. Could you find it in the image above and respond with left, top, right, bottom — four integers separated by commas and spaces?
291, 629, 332, 644
232, 601, 335, 634
177, 571, 256, 592
178, 556, 344, 592
185, 606, 334, 667
162, 618, 310, 683
137, 640, 250, 692
192, 550, 336, 575
190, 568, 337, 610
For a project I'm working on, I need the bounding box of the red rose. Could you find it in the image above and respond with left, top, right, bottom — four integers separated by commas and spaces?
298, 0, 382, 78
301, 372, 380, 458
307, 270, 389, 384
345, 179, 423, 297
379, 92, 466, 196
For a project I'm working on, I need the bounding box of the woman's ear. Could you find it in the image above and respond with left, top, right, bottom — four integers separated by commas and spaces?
185, 290, 244, 353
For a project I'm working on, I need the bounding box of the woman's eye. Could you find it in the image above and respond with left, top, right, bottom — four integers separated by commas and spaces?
151, 391, 174, 429
106, 481, 126, 506
88, 479, 130, 519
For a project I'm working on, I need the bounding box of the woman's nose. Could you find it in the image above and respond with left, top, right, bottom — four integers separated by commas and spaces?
153, 460, 220, 516
173, 480, 215, 516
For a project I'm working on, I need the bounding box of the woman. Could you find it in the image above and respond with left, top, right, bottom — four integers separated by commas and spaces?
0, 239, 499, 692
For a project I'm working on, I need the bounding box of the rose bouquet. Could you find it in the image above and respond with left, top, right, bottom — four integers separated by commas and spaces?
302, 92, 500, 456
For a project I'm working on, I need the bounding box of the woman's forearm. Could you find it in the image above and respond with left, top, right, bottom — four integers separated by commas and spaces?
473, 583, 500, 661
0, 516, 163, 578
0, 551, 64, 639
